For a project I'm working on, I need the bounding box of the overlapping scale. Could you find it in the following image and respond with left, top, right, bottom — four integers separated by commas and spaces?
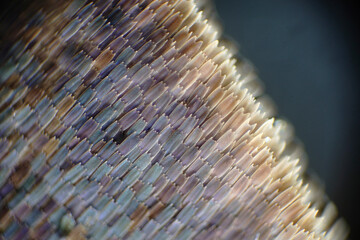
0, 0, 347, 239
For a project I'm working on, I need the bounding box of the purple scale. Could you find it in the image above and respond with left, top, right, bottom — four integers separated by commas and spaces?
13, 226, 29, 240
109, 37, 127, 58
77, 119, 98, 140
185, 96, 202, 118
113, 76, 130, 96
141, 21, 157, 41
179, 175, 199, 196
179, 147, 199, 167
0, 183, 13, 197
164, 73, 181, 91
193, 105, 209, 126
168, 55, 188, 73
152, 37, 172, 58
118, 134, 138, 156
14, 203, 30, 220
149, 29, 168, 48
107, 152, 123, 166
93, 0, 113, 17
121, 86, 141, 104
84, 99, 100, 118
185, 158, 203, 177
69, 140, 90, 161
100, 175, 112, 187
76, 151, 93, 165
102, 89, 118, 106
152, 67, 170, 85
171, 143, 187, 160
67, 135, 80, 150
149, 53, 166, 70
178, 117, 197, 137
130, 42, 154, 65
115, 16, 136, 37
88, 47, 101, 59
123, 98, 142, 114
138, 131, 157, 152
79, 182, 99, 201
91, 24, 114, 48
157, 127, 172, 146
137, 74, 152, 92
141, 111, 157, 131
118, 110, 139, 130
150, 151, 164, 166
154, 94, 172, 114
125, 4, 142, 20
169, 104, 187, 124
63, 104, 85, 127
33, 221, 52, 239
162, 48, 178, 63
143, 82, 166, 105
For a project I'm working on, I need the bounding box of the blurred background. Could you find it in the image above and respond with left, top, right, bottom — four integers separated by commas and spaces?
213, 0, 360, 238
1, 0, 359, 238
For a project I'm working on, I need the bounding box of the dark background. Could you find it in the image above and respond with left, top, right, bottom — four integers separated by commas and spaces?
1, 0, 359, 238
213, 0, 360, 238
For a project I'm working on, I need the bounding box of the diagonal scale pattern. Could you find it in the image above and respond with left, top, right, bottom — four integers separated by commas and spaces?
0, 0, 347, 239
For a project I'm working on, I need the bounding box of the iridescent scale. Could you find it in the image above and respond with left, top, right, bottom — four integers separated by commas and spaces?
0, 0, 347, 239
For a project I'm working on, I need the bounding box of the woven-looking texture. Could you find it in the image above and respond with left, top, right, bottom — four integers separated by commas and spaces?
0, 0, 347, 239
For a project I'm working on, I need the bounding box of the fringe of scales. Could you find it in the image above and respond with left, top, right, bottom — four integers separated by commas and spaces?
0, 0, 348, 239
